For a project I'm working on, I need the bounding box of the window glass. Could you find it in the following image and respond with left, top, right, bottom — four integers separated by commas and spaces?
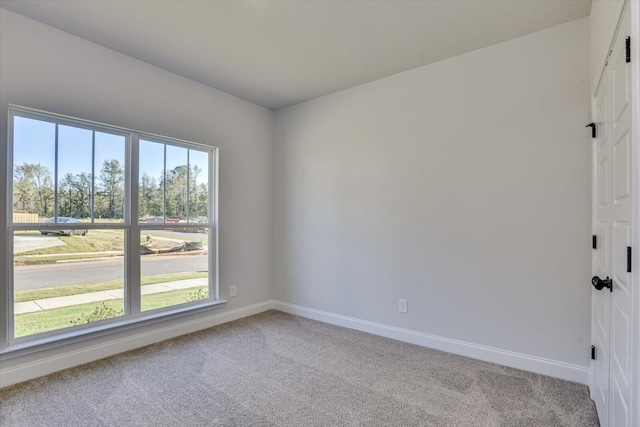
57, 125, 92, 220
7, 109, 216, 345
165, 145, 188, 222
12, 117, 55, 220
188, 149, 209, 223
95, 132, 126, 221
140, 228, 209, 311
139, 140, 165, 222
13, 229, 125, 338
139, 141, 209, 224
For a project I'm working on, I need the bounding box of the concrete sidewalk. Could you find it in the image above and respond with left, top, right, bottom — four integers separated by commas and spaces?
15, 278, 207, 315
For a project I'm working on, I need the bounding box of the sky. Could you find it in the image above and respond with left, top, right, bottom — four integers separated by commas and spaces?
13, 116, 209, 185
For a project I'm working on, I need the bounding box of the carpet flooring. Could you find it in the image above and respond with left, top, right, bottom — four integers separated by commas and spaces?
0, 310, 599, 426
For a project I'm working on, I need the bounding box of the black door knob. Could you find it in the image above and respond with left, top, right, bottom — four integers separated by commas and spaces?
592, 276, 613, 291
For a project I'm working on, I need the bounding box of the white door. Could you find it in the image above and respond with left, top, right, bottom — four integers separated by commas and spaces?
591, 6, 634, 427
592, 60, 611, 425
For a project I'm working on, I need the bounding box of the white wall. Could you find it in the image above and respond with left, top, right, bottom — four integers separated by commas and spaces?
274, 18, 592, 370
0, 9, 273, 382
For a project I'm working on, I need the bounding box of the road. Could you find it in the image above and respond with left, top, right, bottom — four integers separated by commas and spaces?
14, 254, 209, 291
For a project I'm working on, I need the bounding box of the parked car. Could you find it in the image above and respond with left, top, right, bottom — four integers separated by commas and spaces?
40, 217, 88, 236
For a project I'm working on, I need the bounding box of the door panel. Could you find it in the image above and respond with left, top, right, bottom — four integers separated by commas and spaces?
612, 300, 630, 382
598, 156, 609, 207
612, 33, 629, 125
597, 223, 609, 272
611, 380, 628, 427
613, 131, 631, 200
613, 223, 631, 288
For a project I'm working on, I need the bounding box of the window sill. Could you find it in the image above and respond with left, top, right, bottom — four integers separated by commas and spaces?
1, 300, 227, 362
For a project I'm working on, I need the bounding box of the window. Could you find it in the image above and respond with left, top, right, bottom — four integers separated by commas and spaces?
3, 107, 218, 349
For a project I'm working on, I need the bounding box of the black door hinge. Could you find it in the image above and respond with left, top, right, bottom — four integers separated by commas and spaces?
586, 123, 597, 138
627, 247, 632, 273
592, 235, 597, 249
626, 37, 631, 63
591, 345, 596, 360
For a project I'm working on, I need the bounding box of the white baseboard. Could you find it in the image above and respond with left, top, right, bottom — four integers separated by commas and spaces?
0, 300, 274, 388
272, 300, 590, 385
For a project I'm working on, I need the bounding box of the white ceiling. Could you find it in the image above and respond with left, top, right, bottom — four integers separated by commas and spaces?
0, 0, 592, 110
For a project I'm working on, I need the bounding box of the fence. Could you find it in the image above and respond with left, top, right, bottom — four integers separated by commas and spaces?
13, 212, 39, 223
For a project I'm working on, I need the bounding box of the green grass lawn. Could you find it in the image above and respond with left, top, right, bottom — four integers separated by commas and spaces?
17, 229, 125, 255
15, 253, 123, 265
141, 287, 208, 311
14, 286, 208, 338
14, 271, 208, 302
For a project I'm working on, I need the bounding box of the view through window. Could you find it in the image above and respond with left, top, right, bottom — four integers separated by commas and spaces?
6, 108, 217, 343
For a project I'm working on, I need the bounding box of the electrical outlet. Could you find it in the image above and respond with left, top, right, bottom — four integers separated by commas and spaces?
229, 285, 237, 297
398, 299, 408, 314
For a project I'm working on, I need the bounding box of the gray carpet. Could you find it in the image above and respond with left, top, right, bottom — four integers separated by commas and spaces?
0, 310, 598, 427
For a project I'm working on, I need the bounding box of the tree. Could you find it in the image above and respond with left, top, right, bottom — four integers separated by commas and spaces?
190, 165, 202, 220
99, 159, 124, 219
197, 183, 208, 219
60, 173, 76, 217
139, 172, 164, 219
41, 186, 54, 218
73, 172, 92, 218
30, 164, 53, 217
140, 172, 156, 218
164, 165, 188, 219
14, 163, 53, 216
13, 165, 35, 213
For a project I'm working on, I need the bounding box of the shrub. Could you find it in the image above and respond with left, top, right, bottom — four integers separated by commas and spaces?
70, 302, 123, 326
186, 288, 207, 302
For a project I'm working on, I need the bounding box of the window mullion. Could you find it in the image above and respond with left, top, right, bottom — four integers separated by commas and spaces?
53, 124, 59, 220
2, 111, 15, 349
186, 149, 190, 222
91, 131, 95, 223
210, 150, 218, 300
163, 144, 167, 222
127, 133, 141, 315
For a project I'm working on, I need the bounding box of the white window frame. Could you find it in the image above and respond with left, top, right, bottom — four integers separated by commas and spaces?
1, 106, 220, 357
